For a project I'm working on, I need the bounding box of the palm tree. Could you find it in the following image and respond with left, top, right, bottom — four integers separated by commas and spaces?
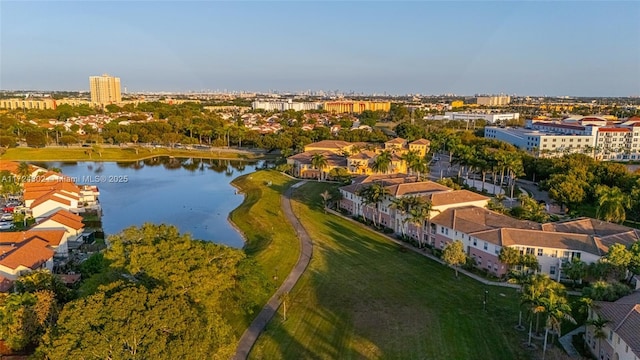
541, 292, 576, 360
587, 315, 609, 360
320, 190, 331, 213
372, 150, 392, 174
595, 185, 631, 223
311, 153, 328, 180
407, 199, 429, 246
358, 183, 389, 227
400, 150, 419, 174
390, 197, 411, 236
17, 162, 31, 183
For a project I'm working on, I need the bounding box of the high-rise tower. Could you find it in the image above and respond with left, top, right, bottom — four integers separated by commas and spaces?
89, 74, 122, 105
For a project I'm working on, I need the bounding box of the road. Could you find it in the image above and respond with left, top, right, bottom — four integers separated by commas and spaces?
233, 182, 313, 360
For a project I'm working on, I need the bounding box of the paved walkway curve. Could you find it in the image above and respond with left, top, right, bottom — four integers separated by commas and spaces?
233, 182, 313, 360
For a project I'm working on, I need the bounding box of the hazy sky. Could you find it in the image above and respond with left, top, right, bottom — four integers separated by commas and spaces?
2, 1, 639, 96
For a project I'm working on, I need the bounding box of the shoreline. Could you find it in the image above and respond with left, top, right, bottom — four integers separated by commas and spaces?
1, 146, 272, 162
227, 180, 249, 248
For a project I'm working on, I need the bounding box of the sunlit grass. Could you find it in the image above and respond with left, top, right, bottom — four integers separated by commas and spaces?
250, 181, 532, 360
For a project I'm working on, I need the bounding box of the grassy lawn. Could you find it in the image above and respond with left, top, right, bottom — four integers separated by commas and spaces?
250, 181, 534, 360
1, 146, 260, 162
228, 170, 300, 337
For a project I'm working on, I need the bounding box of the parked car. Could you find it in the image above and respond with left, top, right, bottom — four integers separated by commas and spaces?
0, 222, 14, 230
0, 213, 13, 221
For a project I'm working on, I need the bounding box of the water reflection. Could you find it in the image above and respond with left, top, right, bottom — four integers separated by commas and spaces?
41, 157, 273, 248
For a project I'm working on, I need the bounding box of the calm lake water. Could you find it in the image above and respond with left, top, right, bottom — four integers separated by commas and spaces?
38, 158, 261, 248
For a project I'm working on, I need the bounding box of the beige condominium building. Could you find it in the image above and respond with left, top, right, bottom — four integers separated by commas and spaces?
89, 74, 122, 105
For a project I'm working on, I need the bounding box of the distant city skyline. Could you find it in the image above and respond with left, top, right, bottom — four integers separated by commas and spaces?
2, 1, 639, 97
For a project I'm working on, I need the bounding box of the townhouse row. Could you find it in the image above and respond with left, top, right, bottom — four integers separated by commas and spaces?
338, 174, 640, 280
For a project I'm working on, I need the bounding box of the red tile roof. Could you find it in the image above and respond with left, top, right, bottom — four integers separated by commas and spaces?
0, 230, 66, 246
41, 211, 84, 230
599, 127, 630, 132
0, 238, 54, 270
30, 194, 73, 208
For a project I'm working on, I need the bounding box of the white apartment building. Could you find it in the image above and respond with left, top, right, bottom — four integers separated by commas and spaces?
444, 112, 519, 124
485, 127, 595, 155
486, 117, 640, 161
252, 99, 322, 112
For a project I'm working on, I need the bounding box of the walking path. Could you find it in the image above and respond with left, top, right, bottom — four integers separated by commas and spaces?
558, 327, 583, 358
233, 182, 313, 360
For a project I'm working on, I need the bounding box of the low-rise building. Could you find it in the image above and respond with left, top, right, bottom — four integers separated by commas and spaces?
586, 292, 640, 360
338, 174, 639, 279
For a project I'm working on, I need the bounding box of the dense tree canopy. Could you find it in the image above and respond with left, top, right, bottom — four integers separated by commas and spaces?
35, 224, 271, 359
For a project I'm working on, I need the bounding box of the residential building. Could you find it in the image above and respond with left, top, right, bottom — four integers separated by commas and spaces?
444, 112, 520, 124
287, 138, 430, 179
89, 73, 122, 105
323, 101, 391, 114
477, 96, 511, 106
485, 116, 640, 161
251, 100, 322, 112
586, 292, 640, 360
0, 238, 54, 282
338, 174, 639, 279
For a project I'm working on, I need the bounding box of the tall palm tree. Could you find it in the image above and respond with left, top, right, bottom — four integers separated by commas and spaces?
587, 315, 609, 360
311, 153, 328, 180
540, 291, 576, 360
406, 197, 436, 247
372, 150, 392, 174
400, 150, 419, 174
595, 185, 631, 223
390, 197, 410, 236
358, 183, 389, 227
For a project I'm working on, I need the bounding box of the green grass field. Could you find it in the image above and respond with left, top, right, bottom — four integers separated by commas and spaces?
230, 170, 300, 288
1, 146, 259, 161
249, 180, 533, 360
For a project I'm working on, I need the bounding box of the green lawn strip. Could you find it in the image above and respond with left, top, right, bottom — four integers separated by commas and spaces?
250, 181, 532, 360
1, 146, 259, 161
228, 170, 300, 334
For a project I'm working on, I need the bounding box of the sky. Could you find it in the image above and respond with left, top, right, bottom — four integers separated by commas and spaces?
1, 1, 639, 96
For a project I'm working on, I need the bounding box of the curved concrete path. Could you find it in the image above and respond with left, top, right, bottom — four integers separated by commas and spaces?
233, 182, 313, 360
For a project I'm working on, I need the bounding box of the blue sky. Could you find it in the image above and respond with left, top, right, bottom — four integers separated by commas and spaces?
2, 1, 639, 96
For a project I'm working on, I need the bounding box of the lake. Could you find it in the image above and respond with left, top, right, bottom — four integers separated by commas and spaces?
39, 157, 261, 248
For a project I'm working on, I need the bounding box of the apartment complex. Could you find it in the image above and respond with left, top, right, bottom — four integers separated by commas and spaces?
251, 100, 322, 112
287, 138, 430, 179
485, 116, 640, 161
323, 100, 391, 114
338, 174, 640, 279
443, 112, 520, 124
89, 74, 122, 105
476, 95, 511, 106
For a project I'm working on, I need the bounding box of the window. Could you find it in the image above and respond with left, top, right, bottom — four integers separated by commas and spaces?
609, 331, 613, 341
526, 247, 535, 255
538, 248, 543, 256
483, 242, 488, 250
550, 266, 556, 275
473, 238, 477, 246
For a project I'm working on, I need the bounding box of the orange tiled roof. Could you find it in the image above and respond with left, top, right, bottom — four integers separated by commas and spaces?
0, 238, 54, 270
40, 211, 84, 231
30, 194, 73, 208
0, 229, 66, 246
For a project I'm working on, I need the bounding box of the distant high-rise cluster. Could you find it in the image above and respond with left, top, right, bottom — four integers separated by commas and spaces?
89, 74, 122, 105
